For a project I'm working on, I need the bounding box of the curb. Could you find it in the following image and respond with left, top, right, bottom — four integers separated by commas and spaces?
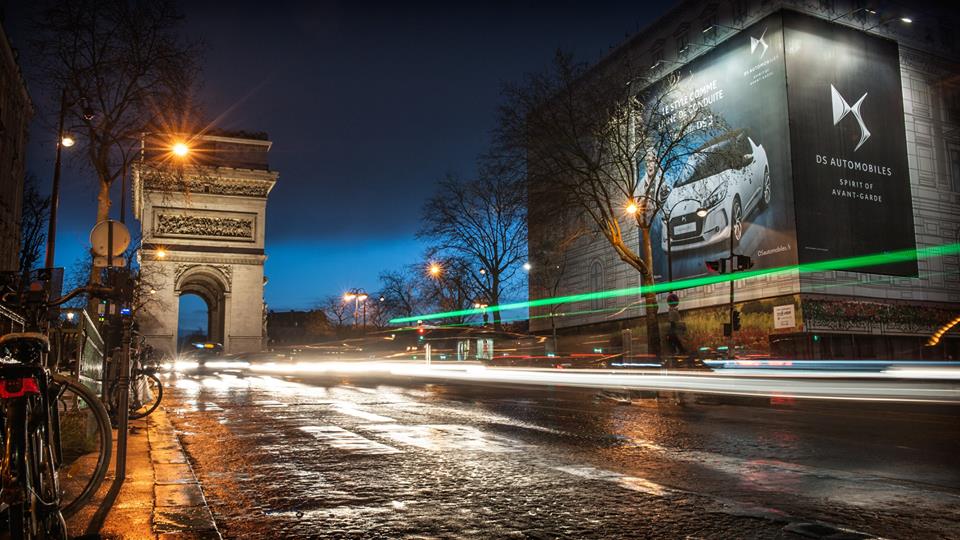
147, 408, 222, 540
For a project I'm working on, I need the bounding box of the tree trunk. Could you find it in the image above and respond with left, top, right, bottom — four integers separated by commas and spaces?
88, 180, 113, 285
639, 226, 662, 358
550, 310, 558, 354
96, 180, 111, 223
491, 274, 503, 330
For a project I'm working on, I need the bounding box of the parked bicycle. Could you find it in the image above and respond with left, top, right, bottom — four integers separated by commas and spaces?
107, 360, 163, 421
0, 276, 114, 539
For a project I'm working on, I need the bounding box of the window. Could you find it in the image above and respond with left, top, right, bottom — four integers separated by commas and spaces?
676, 32, 689, 57
731, 0, 747, 23
949, 146, 960, 192
702, 14, 718, 41
589, 261, 604, 311
650, 46, 664, 70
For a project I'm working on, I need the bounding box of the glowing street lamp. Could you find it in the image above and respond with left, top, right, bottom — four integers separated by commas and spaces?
428, 263, 442, 278
156, 249, 167, 259
172, 141, 190, 157
522, 262, 532, 272
60, 135, 75, 148
343, 288, 369, 330
626, 201, 638, 215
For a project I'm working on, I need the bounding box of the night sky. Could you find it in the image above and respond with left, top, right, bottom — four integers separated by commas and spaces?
5, 0, 668, 329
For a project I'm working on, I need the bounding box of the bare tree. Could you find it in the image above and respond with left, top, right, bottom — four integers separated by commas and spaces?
18, 173, 50, 278
378, 268, 423, 321
422, 254, 476, 326
418, 173, 527, 328
495, 52, 723, 357
318, 295, 350, 329
30, 0, 201, 235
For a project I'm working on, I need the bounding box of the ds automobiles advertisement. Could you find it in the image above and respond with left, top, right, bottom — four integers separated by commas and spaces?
645, 10, 915, 281
783, 11, 917, 276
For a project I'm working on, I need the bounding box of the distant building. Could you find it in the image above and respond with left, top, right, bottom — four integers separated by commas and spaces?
267, 310, 331, 345
528, 0, 960, 359
0, 20, 32, 272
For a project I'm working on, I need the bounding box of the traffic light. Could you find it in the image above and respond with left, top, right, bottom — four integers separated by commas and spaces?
705, 259, 726, 273
734, 254, 754, 271
417, 320, 425, 341
732, 310, 741, 331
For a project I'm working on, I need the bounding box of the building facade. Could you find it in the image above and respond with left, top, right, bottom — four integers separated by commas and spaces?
134, 132, 278, 356
529, 0, 960, 358
0, 21, 32, 272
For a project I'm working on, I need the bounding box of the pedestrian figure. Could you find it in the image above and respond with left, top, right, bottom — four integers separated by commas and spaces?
666, 292, 685, 356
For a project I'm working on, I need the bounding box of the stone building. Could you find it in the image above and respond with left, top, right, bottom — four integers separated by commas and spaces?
0, 20, 32, 272
528, 0, 960, 359
134, 131, 278, 355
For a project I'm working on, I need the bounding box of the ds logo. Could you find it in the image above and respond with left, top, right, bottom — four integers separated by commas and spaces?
750, 28, 769, 58
830, 85, 871, 151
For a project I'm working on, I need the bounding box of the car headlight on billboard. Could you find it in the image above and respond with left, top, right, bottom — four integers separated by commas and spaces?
703, 186, 726, 210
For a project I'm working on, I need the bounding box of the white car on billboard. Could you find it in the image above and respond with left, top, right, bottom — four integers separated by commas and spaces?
659, 129, 771, 252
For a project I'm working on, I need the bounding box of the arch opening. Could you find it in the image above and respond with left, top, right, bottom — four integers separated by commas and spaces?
176, 267, 229, 352
177, 293, 209, 352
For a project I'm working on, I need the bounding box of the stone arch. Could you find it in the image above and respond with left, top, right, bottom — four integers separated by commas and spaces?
175, 266, 231, 347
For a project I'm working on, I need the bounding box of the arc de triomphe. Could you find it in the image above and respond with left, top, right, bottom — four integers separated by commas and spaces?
133, 132, 278, 356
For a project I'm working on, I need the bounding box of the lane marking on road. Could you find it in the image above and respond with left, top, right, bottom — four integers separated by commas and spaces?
627, 438, 960, 506
364, 424, 528, 452
330, 402, 396, 423
253, 400, 287, 407
299, 426, 402, 455
553, 465, 672, 496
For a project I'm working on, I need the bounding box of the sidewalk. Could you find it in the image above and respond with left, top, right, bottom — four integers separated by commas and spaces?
67, 408, 221, 540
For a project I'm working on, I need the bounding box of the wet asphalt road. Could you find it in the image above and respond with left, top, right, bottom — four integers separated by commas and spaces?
162, 370, 960, 539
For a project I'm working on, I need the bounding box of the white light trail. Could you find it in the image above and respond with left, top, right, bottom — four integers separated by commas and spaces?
226, 358, 960, 404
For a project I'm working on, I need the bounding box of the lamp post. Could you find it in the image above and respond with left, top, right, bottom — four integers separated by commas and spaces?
44, 90, 74, 269
626, 196, 707, 283
343, 289, 368, 331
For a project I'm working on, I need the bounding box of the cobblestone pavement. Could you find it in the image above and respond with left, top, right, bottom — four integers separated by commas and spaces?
161, 371, 960, 539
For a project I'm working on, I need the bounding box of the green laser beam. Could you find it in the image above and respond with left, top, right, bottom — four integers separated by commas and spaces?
390, 243, 959, 324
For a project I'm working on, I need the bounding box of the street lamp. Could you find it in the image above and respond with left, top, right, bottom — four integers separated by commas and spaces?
662, 198, 708, 283
44, 89, 87, 270
473, 302, 489, 325
522, 262, 532, 272
172, 141, 190, 157
428, 262, 442, 278
343, 288, 369, 330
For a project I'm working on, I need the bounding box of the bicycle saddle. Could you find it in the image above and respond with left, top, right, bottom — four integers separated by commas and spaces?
0, 332, 51, 358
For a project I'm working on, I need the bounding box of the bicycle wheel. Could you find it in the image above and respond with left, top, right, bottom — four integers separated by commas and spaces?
3, 399, 34, 539
51, 374, 112, 518
128, 373, 162, 420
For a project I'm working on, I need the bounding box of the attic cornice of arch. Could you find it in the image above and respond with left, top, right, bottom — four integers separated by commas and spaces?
155, 254, 266, 265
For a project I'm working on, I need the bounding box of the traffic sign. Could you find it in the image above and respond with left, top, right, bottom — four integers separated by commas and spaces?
90, 220, 131, 258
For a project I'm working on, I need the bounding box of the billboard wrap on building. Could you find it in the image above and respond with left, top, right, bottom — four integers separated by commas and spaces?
648, 12, 798, 281
783, 11, 917, 276
646, 10, 915, 282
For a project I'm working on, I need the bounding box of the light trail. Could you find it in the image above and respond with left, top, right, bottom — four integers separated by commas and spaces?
217, 359, 960, 404
390, 243, 960, 324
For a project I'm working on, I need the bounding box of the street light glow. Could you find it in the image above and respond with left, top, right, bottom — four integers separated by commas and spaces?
523, 262, 532, 272
343, 293, 357, 301
156, 249, 167, 259
61, 135, 75, 147
172, 141, 190, 157
428, 263, 442, 277
626, 202, 638, 215
900, 17, 912, 23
